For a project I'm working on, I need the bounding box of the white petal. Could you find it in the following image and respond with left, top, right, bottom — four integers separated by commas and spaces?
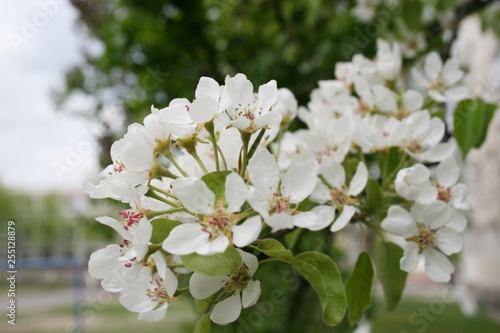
159, 103, 192, 125
423, 143, 454, 163
428, 89, 446, 103
442, 58, 463, 86
257, 80, 278, 112
172, 178, 215, 215
412, 67, 429, 88
154, 254, 178, 297
162, 223, 209, 255
450, 184, 471, 210
138, 305, 168, 322
348, 162, 368, 196
292, 211, 318, 230
374, 85, 397, 113
96, 216, 132, 240
400, 242, 419, 272
312, 205, 336, 230
210, 292, 242, 325
447, 209, 467, 232
197, 236, 230, 255
281, 160, 318, 202
233, 216, 262, 248
247, 187, 271, 218
422, 201, 453, 229
423, 248, 454, 283
444, 86, 468, 101
189, 273, 227, 299
405, 164, 430, 185
238, 248, 259, 275
436, 158, 460, 188
381, 206, 417, 237
247, 149, 279, 198
196, 76, 221, 100
242, 280, 261, 308
330, 205, 356, 232
320, 157, 345, 188
255, 111, 279, 129
189, 97, 218, 123
266, 213, 294, 232
88, 245, 121, 279
230, 116, 251, 130
415, 183, 438, 205
310, 180, 331, 204
225, 173, 248, 213
435, 228, 463, 255
424, 52, 442, 82
403, 90, 424, 112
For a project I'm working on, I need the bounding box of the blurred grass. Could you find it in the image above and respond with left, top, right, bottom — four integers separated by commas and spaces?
4, 294, 500, 333
371, 298, 500, 333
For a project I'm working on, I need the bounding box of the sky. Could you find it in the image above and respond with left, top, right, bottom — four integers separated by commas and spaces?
0, 0, 100, 193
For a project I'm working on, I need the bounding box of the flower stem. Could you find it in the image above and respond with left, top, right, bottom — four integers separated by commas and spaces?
146, 207, 186, 219
165, 152, 189, 177
240, 131, 251, 177
146, 189, 180, 207
205, 120, 220, 171
150, 185, 177, 200
190, 150, 209, 175
247, 128, 266, 160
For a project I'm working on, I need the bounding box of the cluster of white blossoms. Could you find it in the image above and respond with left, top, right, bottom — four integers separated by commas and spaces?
86, 39, 471, 324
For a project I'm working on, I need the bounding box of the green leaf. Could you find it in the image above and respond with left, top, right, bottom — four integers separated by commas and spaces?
194, 314, 211, 333
181, 247, 242, 276
293, 252, 346, 326
454, 98, 497, 157
284, 228, 303, 249
375, 242, 407, 311
345, 252, 374, 325
194, 299, 210, 314
364, 179, 381, 213
401, 0, 423, 31
150, 218, 181, 244
201, 171, 231, 202
254, 239, 294, 262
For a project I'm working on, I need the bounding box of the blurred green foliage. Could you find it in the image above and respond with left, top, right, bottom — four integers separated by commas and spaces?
58, 0, 500, 166
0, 185, 115, 258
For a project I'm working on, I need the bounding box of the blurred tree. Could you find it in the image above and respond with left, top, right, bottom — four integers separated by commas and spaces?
56, 0, 499, 331
58, 0, 498, 166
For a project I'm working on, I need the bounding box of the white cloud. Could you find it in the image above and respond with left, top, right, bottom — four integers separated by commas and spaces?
0, 0, 100, 193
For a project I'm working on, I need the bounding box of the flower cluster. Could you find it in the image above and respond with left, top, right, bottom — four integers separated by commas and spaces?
86, 39, 471, 324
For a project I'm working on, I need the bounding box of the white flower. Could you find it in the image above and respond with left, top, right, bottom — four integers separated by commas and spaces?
376, 39, 402, 81
84, 123, 154, 201
277, 87, 298, 127
298, 114, 352, 163
120, 251, 178, 321
381, 202, 462, 282
431, 158, 470, 232
412, 52, 468, 102
395, 164, 437, 204
305, 80, 358, 118
402, 110, 454, 162
352, 0, 381, 22
88, 214, 152, 292
310, 158, 368, 232
219, 73, 280, 133
247, 149, 333, 231
189, 249, 261, 325
162, 173, 261, 255
352, 113, 408, 152
335, 54, 379, 87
